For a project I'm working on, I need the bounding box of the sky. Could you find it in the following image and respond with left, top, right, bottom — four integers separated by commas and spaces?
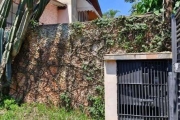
98, 0, 132, 16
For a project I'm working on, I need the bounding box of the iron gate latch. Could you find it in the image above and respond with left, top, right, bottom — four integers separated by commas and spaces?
174, 63, 180, 73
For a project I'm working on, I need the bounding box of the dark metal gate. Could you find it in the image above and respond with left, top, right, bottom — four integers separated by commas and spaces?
117, 60, 171, 120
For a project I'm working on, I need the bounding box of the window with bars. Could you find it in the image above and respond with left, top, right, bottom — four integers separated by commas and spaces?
78, 11, 88, 22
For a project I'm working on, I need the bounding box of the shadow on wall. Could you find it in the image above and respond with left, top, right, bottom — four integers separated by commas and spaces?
10, 24, 104, 108
9, 15, 171, 110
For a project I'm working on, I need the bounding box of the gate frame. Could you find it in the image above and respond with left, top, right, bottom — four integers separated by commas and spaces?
171, 13, 179, 120
104, 53, 172, 120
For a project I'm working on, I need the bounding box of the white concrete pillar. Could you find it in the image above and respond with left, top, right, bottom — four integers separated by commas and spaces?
104, 60, 118, 120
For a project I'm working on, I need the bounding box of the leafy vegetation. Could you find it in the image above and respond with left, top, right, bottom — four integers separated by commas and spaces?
125, 0, 180, 15
60, 14, 170, 119
124, 0, 136, 3
0, 97, 90, 120
103, 9, 120, 18
88, 85, 104, 120
2, 12, 169, 120
133, 0, 163, 15
60, 92, 72, 110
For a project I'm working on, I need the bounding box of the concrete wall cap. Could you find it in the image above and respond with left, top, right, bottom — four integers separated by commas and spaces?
104, 52, 172, 60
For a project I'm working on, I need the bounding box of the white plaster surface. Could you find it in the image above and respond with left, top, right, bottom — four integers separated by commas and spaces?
104, 60, 118, 120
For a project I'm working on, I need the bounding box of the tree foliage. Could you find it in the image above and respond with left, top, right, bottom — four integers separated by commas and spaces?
124, 0, 136, 3
103, 9, 120, 18
133, 0, 162, 15
126, 0, 180, 16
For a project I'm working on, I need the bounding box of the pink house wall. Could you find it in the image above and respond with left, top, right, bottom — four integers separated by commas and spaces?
39, 3, 58, 24
5, 0, 71, 24
40, 3, 70, 24
57, 9, 69, 23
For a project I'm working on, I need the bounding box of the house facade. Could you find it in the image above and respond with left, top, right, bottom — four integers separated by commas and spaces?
1, 0, 102, 25
40, 0, 102, 24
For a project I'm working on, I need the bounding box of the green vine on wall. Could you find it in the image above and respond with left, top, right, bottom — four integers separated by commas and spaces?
68, 14, 171, 118
88, 85, 104, 120
60, 92, 72, 111
25, 14, 171, 119
70, 15, 170, 53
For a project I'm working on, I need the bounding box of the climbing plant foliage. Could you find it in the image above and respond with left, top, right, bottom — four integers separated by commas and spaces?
11, 14, 171, 119
65, 14, 170, 118
70, 15, 170, 53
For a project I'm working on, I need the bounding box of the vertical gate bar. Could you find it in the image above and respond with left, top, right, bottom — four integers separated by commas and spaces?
160, 61, 164, 117
125, 62, 128, 119
127, 61, 132, 119
128, 62, 130, 118
122, 62, 125, 120
150, 61, 154, 119
155, 61, 162, 120
166, 68, 168, 120
121, 62, 126, 120
165, 61, 167, 117
120, 83, 122, 120
153, 62, 156, 118
125, 62, 127, 118
153, 62, 154, 120
164, 61, 167, 117
165, 61, 167, 118
125, 62, 127, 120
130, 61, 134, 119
164, 61, 166, 117
157, 62, 159, 120
158, 61, 161, 118
147, 62, 150, 120
157, 61, 161, 119
140, 62, 144, 118
144, 61, 147, 118
156, 61, 159, 120
147, 62, 151, 119
158, 61, 160, 119
130, 62, 132, 120
122, 62, 124, 120
134, 62, 137, 119
150, 61, 156, 119
127, 62, 129, 119
166, 61, 169, 117
162, 61, 164, 117
162, 62, 168, 116
137, 62, 141, 119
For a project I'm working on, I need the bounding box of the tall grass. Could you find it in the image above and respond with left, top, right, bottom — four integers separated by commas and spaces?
0, 99, 91, 120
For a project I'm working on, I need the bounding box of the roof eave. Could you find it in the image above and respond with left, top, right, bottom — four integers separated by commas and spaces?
88, 0, 102, 16
50, 0, 66, 7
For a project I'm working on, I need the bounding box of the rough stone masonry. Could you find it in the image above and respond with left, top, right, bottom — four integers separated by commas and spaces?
10, 15, 171, 109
